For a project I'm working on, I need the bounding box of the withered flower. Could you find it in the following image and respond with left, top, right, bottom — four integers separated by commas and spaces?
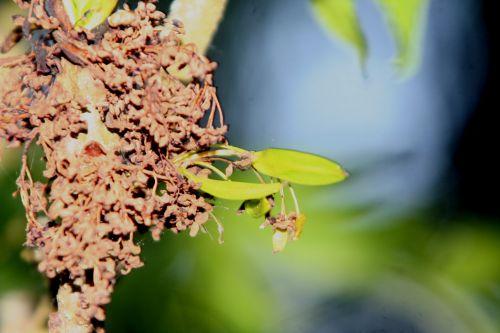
1, 1, 226, 330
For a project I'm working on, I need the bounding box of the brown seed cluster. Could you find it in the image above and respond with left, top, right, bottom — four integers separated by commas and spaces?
1, 0, 226, 329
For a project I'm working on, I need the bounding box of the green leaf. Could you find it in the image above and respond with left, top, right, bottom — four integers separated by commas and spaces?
62, 0, 118, 30
182, 169, 282, 201
252, 149, 348, 186
244, 198, 272, 218
375, 0, 429, 75
311, 0, 367, 66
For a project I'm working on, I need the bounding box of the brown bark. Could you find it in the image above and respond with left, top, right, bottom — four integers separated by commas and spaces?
48, 285, 92, 333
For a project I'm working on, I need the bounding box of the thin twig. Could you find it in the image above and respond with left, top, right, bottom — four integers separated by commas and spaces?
288, 183, 300, 214
209, 212, 224, 244
193, 161, 227, 180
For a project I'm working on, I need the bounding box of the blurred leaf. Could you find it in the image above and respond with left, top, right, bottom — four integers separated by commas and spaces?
311, 0, 367, 65
310, 0, 429, 77
375, 0, 429, 75
244, 198, 272, 218
252, 149, 348, 185
62, 0, 118, 30
182, 169, 282, 201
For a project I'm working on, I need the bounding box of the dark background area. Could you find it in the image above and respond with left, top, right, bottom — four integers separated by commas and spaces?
452, 0, 500, 219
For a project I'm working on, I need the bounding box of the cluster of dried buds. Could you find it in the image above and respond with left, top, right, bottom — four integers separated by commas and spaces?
1, 0, 227, 330
1, 0, 348, 331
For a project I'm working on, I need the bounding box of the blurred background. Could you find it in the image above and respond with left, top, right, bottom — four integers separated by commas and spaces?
1, 0, 499, 332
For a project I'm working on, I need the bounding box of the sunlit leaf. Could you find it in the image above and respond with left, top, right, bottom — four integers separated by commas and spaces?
252, 149, 348, 186
182, 169, 282, 201
244, 198, 272, 218
62, 0, 118, 30
311, 0, 367, 65
272, 230, 289, 253
293, 214, 307, 241
375, 0, 429, 75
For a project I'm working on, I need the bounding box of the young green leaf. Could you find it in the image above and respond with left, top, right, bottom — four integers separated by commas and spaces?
244, 197, 272, 218
252, 149, 348, 186
375, 0, 429, 76
311, 0, 367, 66
62, 0, 118, 30
182, 169, 282, 201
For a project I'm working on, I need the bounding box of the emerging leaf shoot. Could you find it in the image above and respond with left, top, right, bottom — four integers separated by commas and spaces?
252, 148, 348, 185
243, 197, 273, 218
182, 169, 282, 201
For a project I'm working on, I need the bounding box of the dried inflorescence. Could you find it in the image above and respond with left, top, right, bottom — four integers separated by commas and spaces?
1, 0, 226, 329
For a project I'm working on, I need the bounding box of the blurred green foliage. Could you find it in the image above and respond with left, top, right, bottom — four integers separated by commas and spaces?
376, 0, 429, 74
311, 0, 429, 76
311, 0, 367, 66
107, 193, 500, 333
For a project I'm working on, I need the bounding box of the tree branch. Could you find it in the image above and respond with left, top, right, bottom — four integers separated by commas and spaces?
48, 285, 92, 333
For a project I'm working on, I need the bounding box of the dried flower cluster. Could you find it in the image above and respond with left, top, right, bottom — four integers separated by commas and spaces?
262, 212, 303, 239
0, 1, 226, 330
